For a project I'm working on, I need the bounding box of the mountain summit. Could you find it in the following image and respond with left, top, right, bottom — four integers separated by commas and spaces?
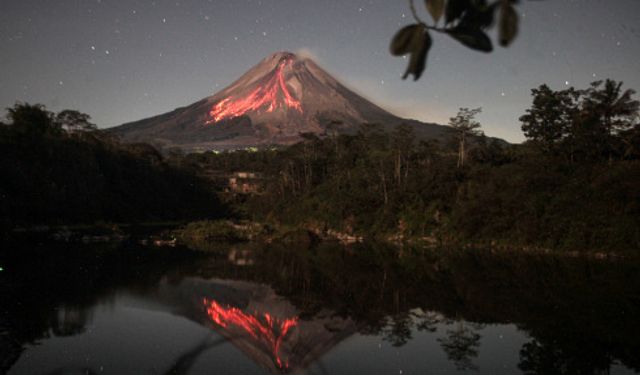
110, 51, 449, 150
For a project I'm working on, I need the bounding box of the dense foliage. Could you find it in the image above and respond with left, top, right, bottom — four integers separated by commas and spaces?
188, 80, 640, 253
0, 103, 225, 230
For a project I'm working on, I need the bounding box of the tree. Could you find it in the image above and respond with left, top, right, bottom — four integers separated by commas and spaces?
56, 110, 97, 133
449, 107, 482, 168
520, 80, 640, 163
619, 123, 640, 160
391, 0, 522, 80
520, 85, 578, 155
6, 102, 61, 137
582, 79, 640, 161
583, 80, 639, 135
391, 124, 415, 189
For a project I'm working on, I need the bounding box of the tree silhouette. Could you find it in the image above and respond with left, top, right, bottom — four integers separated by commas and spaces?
448, 107, 482, 168
582, 79, 640, 162
6, 102, 61, 138
520, 85, 579, 155
520, 80, 640, 162
56, 110, 97, 134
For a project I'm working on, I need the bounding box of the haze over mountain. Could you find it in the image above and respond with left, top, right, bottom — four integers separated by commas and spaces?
110, 51, 453, 151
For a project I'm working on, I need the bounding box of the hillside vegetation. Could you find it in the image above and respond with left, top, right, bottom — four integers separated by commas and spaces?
0, 103, 226, 230
186, 80, 640, 253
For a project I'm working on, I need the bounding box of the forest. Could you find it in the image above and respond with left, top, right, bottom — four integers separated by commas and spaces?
0, 103, 226, 231
1, 79, 639, 253
185, 79, 640, 253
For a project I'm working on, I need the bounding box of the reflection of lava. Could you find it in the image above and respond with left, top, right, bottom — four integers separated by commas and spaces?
203, 298, 298, 369
209, 57, 303, 123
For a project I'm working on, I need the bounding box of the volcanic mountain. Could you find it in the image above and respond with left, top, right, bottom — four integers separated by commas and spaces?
110, 51, 451, 151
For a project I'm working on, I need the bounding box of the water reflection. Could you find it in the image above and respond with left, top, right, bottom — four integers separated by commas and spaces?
203, 298, 299, 370
438, 321, 482, 371
1, 241, 639, 374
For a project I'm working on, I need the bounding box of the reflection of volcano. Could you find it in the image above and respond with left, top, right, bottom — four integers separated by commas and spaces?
203, 298, 298, 370
129, 278, 356, 374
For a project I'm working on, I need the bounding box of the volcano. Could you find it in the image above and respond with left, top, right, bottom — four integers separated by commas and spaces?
110, 51, 451, 151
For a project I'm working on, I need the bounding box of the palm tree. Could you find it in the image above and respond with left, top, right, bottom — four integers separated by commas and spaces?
583, 80, 640, 161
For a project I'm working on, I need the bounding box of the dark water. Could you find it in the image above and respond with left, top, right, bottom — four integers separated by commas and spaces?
1, 240, 639, 374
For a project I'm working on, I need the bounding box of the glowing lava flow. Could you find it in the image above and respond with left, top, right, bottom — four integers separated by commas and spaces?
203, 298, 299, 369
209, 57, 303, 123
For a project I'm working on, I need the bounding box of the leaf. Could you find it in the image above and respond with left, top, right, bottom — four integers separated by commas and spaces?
403, 28, 433, 81
445, 0, 470, 24
459, 2, 497, 30
447, 26, 493, 52
390, 24, 422, 56
499, 4, 518, 47
425, 0, 445, 23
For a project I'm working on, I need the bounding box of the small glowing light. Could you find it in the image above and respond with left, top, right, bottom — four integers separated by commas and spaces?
0, 266, 4, 271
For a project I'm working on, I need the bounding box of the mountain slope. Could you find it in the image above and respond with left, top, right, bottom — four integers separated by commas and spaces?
110, 51, 452, 151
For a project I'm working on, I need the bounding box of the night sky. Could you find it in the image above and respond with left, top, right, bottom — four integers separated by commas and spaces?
1, 0, 639, 142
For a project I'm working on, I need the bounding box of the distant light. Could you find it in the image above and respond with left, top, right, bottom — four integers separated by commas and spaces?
0, 266, 4, 272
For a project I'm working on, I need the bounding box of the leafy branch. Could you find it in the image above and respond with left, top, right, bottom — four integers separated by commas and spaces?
391, 0, 522, 80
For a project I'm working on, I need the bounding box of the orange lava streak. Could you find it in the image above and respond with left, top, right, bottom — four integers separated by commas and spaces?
209, 58, 303, 123
203, 298, 298, 369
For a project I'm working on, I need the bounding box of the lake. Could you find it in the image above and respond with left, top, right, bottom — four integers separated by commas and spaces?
1, 240, 639, 374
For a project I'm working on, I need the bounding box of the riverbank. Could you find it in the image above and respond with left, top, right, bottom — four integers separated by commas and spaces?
171, 219, 636, 260
3, 218, 635, 261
